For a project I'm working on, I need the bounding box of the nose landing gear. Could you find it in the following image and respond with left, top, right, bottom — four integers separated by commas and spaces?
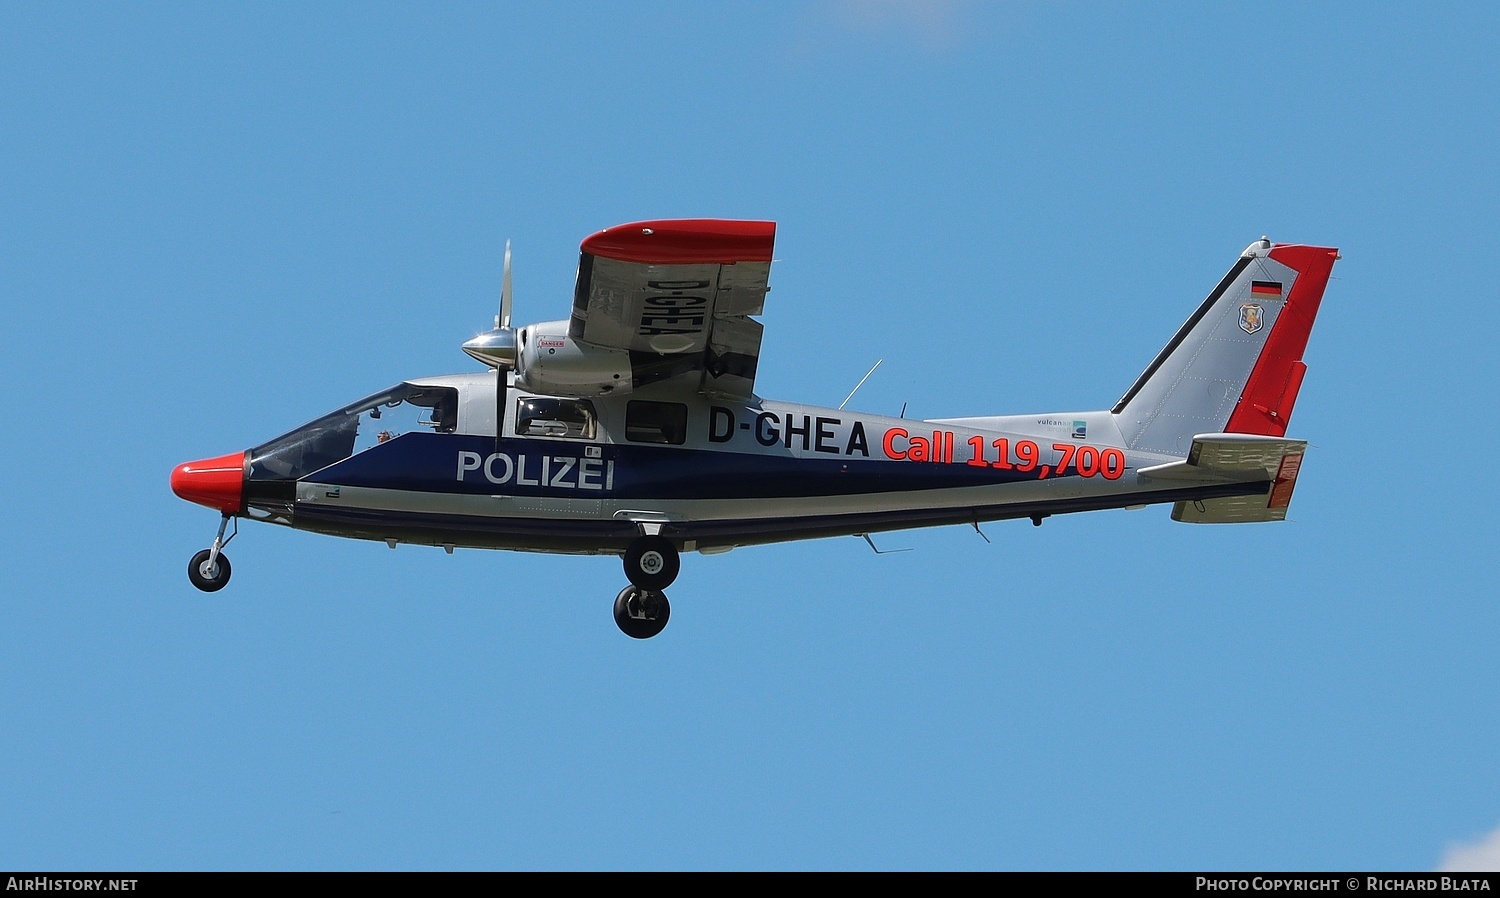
187, 514, 236, 592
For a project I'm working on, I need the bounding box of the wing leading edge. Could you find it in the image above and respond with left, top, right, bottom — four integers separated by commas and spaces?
569, 219, 775, 401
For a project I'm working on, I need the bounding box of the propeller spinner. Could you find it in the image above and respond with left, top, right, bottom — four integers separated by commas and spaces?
461, 240, 519, 369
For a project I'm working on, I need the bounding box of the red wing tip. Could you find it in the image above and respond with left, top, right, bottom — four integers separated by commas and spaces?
583, 219, 776, 265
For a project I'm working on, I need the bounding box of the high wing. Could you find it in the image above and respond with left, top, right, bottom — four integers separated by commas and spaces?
568, 219, 775, 401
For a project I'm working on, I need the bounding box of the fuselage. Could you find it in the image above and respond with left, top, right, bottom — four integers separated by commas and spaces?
170, 372, 1267, 557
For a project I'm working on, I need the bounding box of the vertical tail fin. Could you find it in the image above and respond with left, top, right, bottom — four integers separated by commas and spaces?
1112, 239, 1338, 455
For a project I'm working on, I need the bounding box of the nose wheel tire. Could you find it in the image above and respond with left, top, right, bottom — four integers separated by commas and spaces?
614, 585, 670, 639
623, 535, 679, 591
188, 549, 232, 592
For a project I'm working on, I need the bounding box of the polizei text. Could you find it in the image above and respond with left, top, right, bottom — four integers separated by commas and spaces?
456, 451, 615, 491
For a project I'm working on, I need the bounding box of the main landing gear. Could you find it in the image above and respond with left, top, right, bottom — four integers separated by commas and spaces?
614, 535, 680, 638
614, 585, 670, 639
623, 534, 679, 591
187, 514, 236, 592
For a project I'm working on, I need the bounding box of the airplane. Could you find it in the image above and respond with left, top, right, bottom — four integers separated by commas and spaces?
171, 219, 1339, 638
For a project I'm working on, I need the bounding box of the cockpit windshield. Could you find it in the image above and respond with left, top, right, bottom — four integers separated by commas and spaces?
248, 383, 458, 482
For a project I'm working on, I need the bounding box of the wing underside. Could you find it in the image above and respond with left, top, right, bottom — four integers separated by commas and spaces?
568, 219, 775, 400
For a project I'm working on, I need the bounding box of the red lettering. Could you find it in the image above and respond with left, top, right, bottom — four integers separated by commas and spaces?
1076, 445, 1099, 477
1101, 447, 1126, 480
1014, 440, 1039, 472
991, 438, 1013, 470
908, 435, 931, 462
967, 435, 988, 467
1052, 443, 1077, 476
882, 427, 909, 460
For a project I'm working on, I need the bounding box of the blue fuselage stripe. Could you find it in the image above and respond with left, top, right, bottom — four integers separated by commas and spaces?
292, 432, 1047, 500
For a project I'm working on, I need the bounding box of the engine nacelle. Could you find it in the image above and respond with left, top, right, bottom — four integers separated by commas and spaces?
515, 321, 632, 397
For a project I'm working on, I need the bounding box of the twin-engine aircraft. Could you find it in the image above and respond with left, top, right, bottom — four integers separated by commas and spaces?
172, 220, 1338, 638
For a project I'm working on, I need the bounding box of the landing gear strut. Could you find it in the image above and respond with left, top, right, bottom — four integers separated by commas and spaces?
613, 585, 670, 639
188, 514, 236, 592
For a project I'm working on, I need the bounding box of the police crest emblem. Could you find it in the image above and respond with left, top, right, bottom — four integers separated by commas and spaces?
1239, 302, 1264, 334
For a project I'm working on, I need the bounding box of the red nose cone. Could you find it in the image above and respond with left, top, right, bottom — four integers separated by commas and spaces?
171, 451, 247, 514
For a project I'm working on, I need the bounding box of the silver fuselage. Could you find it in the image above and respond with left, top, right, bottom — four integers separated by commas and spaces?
241, 372, 1262, 556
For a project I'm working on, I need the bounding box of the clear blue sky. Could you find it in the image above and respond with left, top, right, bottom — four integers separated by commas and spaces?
3, 1, 1498, 871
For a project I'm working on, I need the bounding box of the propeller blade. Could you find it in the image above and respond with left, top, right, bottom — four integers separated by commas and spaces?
499, 239, 513, 329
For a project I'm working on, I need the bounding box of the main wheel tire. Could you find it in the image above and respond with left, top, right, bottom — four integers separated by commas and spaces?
613, 585, 670, 639
623, 535, 680, 590
188, 549, 232, 592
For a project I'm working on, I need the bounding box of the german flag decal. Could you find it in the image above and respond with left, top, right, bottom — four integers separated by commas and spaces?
1250, 280, 1284, 300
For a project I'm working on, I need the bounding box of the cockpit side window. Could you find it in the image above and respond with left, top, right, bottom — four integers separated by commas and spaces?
516, 397, 597, 440
625, 400, 688, 445
412, 389, 458, 434
248, 383, 461, 483
358, 386, 459, 451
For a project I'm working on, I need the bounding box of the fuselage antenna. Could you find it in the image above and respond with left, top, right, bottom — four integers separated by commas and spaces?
839, 359, 883, 411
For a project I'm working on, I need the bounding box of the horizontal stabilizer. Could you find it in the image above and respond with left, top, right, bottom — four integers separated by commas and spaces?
1185, 432, 1306, 476
1137, 433, 1307, 523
